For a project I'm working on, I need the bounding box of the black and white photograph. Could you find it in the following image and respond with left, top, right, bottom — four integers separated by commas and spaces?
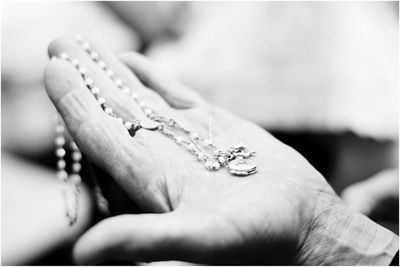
1, 1, 399, 265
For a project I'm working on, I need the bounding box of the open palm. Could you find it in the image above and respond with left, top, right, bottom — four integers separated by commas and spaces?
45, 37, 338, 265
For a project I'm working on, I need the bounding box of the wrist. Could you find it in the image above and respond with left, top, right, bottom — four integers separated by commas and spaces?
297, 195, 398, 265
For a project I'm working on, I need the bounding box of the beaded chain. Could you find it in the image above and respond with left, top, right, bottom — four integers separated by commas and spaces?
73, 36, 257, 175
55, 110, 110, 226
75, 36, 223, 169
52, 36, 257, 221
55, 114, 81, 225
51, 36, 258, 225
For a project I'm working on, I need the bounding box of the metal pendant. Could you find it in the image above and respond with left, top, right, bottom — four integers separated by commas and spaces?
128, 120, 160, 137
227, 157, 257, 176
139, 120, 160, 131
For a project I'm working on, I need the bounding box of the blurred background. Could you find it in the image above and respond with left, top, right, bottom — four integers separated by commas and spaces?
1, 1, 398, 265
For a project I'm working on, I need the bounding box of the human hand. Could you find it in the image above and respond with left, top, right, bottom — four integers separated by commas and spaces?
1, 152, 92, 265
44, 37, 398, 265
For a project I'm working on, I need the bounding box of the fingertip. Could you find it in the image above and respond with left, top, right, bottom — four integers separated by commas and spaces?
73, 216, 131, 265
341, 186, 373, 215
48, 37, 65, 58
73, 223, 104, 265
119, 51, 155, 83
44, 56, 108, 136
119, 52, 204, 109
73, 240, 105, 265
45, 36, 87, 104
119, 51, 146, 64
73, 239, 89, 265
47, 36, 75, 58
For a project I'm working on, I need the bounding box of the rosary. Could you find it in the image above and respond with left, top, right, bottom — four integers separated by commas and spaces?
53, 36, 257, 226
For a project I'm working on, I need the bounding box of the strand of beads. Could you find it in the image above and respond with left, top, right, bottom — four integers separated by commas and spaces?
75, 37, 225, 171
72, 36, 257, 176
52, 53, 141, 134
55, 114, 81, 226
75, 37, 155, 118
52, 53, 114, 221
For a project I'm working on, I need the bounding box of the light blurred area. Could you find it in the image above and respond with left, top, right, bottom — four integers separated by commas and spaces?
2, 2, 140, 265
1, 1, 398, 265
2, 1, 139, 157
149, 2, 398, 140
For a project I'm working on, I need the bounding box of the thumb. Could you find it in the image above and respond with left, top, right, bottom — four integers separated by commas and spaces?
73, 212, 207, 265
119, 52, 204, 109
341, 168, 399, 216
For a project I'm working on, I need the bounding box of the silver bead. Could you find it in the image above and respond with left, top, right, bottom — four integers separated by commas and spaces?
78, 67, 87, 75
116, 117, 123, 124
72, 151, 82, 161
197, 152, 205, 160
144, 108, 152, 115
105, 107, 113, 114
212, 162, 221, 170
55, 136, 65, 146
56, 124, 64, 133
218, 156, 226, 164
205, 161, 213, 170
57, 170, 68, 181
60, 52, 69, 60
84, 77, 93, 86
70, 174, 81, 184
71, 59, 80, 67
138, 101, 146, 108
82, 41, 91, 50
124, 122, 133, 129
114, 79, 122, 87
176, 136, 183, 144
56, 148, 66, 157
187, 143, 195, 151
122, 87, 130, 94
57, 160, 66, 169
106, 70, 114, 77
91, 87, 100, 95
98, 98, 106, 105
90, 51, 99, 60
72, 163, 81, 172
98, 61, 106, 69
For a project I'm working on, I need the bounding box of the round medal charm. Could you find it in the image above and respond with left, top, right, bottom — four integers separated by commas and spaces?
140, 120, 160, 131
227, 157, 257, 176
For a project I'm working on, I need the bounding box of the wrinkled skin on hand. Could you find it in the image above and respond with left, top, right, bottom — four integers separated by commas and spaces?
45, 37, 339, 265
